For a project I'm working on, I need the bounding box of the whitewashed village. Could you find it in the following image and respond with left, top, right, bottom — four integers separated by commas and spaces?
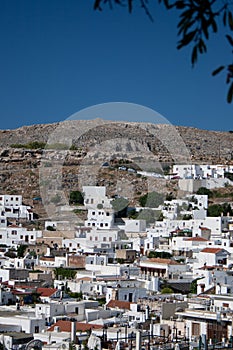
1, 163, 233, 350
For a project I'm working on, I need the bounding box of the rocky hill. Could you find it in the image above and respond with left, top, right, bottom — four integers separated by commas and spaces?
0, 119, 233, 220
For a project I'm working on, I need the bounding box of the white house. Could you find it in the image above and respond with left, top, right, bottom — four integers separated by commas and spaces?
194, 247, 230, 269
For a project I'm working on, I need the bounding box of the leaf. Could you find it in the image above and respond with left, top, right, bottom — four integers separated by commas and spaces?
227, 81, 233, 103
228, 11, 233, 30
163, 0, 173, 9
181, 30, 197, 47
211, 18, 218, 33
93, 0, 102, 10
223, 10, 227, 26
226, 34, 233, 47
128, 0, 133, 13
191, 45, 198, 66
176, 1, 186, 9
202, 19, 209, 40
198, 39, 207, 54
212, 66, 225, 76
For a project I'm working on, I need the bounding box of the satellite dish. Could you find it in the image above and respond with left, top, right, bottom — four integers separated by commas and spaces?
25, 339, 43, 350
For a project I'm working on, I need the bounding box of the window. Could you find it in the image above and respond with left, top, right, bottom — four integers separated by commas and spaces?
95, 237, 98, 241
109, 237, 112, 242
105, 223, 108, 227
192, 320, 202, 333
92, 211, 95, 215
100, 223, 103, 227
106, 212, 109, 216
103, 237, 106, 241
31, 235, 33, 239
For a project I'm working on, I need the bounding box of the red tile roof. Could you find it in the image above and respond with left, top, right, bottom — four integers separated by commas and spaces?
40, 257, 55, 261
200, 248, 224, 254
48, 320, 103, 332
106, 299, 133, 310
147, 258, 179, 265
37, 288, 58, 297
76, 277, 92, 282
186, 236, 208, 241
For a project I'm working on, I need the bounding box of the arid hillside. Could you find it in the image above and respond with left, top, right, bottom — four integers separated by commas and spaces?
0, 120, 233, 219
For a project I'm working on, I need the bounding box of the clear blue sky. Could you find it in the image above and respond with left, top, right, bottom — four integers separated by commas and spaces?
0, 0, 232, 131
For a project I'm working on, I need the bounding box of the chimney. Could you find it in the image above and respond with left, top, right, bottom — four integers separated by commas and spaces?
71, 319, 77, 344
135, 330, 142, 350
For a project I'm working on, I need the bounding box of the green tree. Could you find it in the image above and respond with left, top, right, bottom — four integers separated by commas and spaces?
69, 190, 84, 205
208, 202, 233, 217
137, 208, 159, 224
17, 244, 27, 258
46, 225, 56, 231
166, 192, 175, 201
139, 191, 165, 208
161, 287, 174, 294
196, 187, 213, 197
93, 0, 233, 103
190, 277, 203, 294
55, 268, 77, 280
148, 251, 172, 259
225, 172, 233, 181
182, 214, 192, 220
111, 197, 129, 217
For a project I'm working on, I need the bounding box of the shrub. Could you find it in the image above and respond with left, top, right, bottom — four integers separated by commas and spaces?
69, 191, 84, 205
139, 191, 164, 208
46, 225, 56, 231
161, 287, 173, 294
196, 187, 213, 197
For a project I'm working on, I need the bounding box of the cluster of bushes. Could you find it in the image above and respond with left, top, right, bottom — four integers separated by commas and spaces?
10, 142, 80, 150
208, 203, 233, 217
54, 267, 77, 280
10, 141, 46, 149
139, 191, 165, 208
69, 191, 84, 205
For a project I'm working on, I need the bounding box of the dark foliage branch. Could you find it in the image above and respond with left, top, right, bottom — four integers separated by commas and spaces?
93, 0, 233, 103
